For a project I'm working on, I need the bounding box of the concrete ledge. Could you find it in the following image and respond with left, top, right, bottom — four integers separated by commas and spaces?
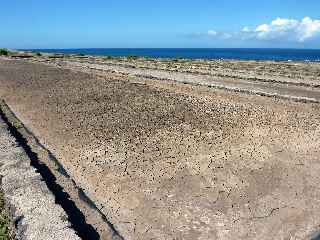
0, 117, 80, 240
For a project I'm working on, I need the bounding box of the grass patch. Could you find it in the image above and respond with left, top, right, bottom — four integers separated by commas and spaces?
0, 191, 10, 240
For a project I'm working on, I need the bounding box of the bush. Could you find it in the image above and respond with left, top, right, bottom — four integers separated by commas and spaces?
35, 52, 42, 56
173, 56, 184, 62
0, 49, 8, 56
127, 55, 139, 60
103, 56, 114, 60
48, 54, 64, 58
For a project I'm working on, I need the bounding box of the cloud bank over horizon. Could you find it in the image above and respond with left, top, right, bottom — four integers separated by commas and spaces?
203, 17, 320, 45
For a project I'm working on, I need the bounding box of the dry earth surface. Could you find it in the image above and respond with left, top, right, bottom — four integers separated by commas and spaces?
0, 57, 320, 239
30, 56, 320, 103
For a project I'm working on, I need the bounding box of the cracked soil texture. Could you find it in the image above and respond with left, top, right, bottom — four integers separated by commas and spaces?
0, 59, 320, 239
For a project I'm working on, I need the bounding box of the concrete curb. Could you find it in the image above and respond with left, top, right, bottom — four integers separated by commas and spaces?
0, 117, 80, 240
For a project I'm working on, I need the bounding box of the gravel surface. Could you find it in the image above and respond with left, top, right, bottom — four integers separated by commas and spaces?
0, 58, 320, 239
92, 57, 320, 87
32, 57, 320, 103
0, 117, 80, 240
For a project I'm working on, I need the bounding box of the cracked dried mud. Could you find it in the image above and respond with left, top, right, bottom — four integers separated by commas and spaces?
0, 58, 320, 239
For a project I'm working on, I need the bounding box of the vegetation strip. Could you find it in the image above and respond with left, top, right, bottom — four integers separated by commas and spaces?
0, 191, 10, 239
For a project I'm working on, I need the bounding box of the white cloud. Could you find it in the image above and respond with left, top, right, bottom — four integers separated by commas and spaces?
222, 33, 232, 39
255, 24, 270, 32
207, 30, 217, 36
203, 17, 320, 43
254, 17, 320, 42
298, 17, 320, 41
242, 27, 250, 32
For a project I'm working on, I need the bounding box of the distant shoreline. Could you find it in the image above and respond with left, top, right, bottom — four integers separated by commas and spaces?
19, 48, 320, 62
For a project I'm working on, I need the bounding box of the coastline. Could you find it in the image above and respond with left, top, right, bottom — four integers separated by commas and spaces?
18, 48, 320, 62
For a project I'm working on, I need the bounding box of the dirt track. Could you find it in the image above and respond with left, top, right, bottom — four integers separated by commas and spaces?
0, 58, 320, 239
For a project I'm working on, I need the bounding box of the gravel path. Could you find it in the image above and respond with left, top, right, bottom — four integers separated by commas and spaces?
0, 116, 80, 240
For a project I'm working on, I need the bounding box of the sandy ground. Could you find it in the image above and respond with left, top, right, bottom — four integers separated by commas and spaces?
0, 58, 320, 239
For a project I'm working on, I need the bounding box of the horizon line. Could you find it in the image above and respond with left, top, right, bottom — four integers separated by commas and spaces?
19, 47, 320, 51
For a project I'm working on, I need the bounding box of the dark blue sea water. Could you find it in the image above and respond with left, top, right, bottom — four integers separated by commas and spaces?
27, 48, 320, 61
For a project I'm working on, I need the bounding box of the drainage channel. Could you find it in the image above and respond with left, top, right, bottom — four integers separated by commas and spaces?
0, 101, 123, 240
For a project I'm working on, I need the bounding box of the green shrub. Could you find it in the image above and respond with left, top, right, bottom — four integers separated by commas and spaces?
173, 56, 184, 62
127, 55, 139, 60
35, 52, 42, 56
103, 56, 114, 60
0, 49, 8, 56
48, 54, 64, 58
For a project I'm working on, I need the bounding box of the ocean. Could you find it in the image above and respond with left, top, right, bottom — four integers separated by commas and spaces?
27, 48, 320, 62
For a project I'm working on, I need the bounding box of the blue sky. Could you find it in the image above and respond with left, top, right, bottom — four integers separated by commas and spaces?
1, 0, 320, 49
